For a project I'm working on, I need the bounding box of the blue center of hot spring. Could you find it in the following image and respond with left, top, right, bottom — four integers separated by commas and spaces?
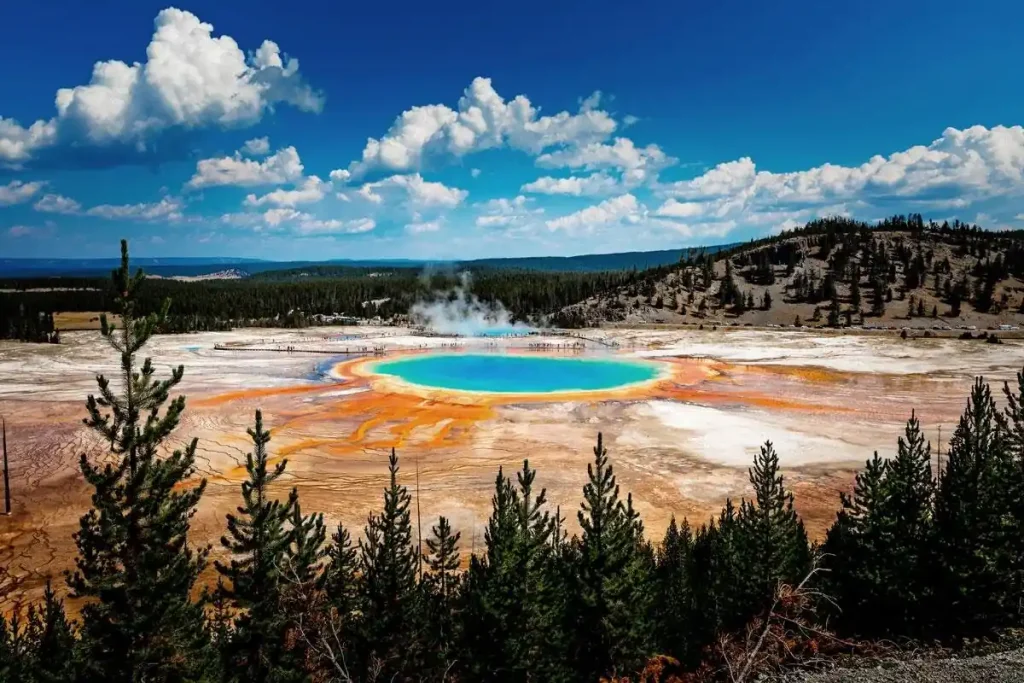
371, 353, 661, 394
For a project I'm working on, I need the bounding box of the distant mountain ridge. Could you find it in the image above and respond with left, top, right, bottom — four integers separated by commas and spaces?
0, 244, 738, 277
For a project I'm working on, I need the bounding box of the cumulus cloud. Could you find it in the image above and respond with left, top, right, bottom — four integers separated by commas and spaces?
470, 168, 482, 178
644, 125, 1024, 236
341, 77, 617, 180
221, 209, 375, 236
187, 145, 304, 189
244, 175, 328, 207
546, 193, 644, 233
406, 219, 442, 233
0, 180, 45, 206
242, 136, 271, 156
7, 225, 35, 237
239, 135, 270, 154
0, 8, 322, 167
536, 137, 675, 182
86, 196, 184, 221
355, 173, 467, 208
474, 195, 544, 228
33, 191, 184, 221
521, 173, 619, 196
653, 198, 706, 219
34, 194, 83, 214
665, 125, 1024, 207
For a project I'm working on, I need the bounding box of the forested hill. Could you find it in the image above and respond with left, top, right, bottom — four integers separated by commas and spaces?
555, 214, 1024, 330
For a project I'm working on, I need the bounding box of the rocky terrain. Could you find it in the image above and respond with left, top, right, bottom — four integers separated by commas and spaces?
776, 647, 1024, 683
558, 219, 1024, 333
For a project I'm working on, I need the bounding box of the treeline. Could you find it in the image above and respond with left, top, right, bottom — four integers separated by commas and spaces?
0, 304, 60, 343
3, 244, 1024, 682
0, 266, 639, 340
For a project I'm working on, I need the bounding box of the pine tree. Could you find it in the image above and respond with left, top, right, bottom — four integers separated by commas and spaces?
573, 433, 655, 680
822, 453, 888, 635
934, 378, 1015, 637
736, 442, 811, 619
881, 412, 936, 637
422, 516, 461, 675
66, 240, 212, 683
0, 609, 32, 683
998, 368, 1024, 613
323, 522, 360, 622
654, 517, 695, 665
24, 580, 76, 683
215, 410, 302, 682
358, 449, 419, 678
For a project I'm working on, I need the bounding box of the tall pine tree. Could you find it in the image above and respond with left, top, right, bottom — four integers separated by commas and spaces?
215, 410, 303, 682
573, 433, 655, 681
66, 240, 212, 683
358, 448, 419, 678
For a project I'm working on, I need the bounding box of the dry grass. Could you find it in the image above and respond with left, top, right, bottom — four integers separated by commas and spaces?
53, 311, 120, 331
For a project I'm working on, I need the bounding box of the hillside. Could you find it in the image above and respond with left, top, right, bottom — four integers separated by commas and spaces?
556, 215, 1024, 331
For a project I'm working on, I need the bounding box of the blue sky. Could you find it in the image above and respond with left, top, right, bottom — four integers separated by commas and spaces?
2, 0, 1023, 260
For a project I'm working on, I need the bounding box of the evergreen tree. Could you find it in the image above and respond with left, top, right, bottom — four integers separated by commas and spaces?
66, 240, 212, 683
654, 517, 695, 665
25, 581, 76, 683
736, 442, 811, 619
323, 522, 360, 623
422, 516, 461, 676
215, 410, 301, 682
934, 379, 1015, 637
880, 412, 936, 637
358, 449, 419, 678
573, 433, 655, 680
998, 368, 1024, 614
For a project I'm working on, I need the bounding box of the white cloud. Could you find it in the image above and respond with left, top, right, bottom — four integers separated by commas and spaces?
262, 207, 303, 226
242, 136, 271, 156
622, 115, 640, 128
536, 137, 675, 183
474, 195, 544, 228
406, 219, 442, 234
187, 145, 303, 189
0, 8, 321, 166
666, 125, 1024, 206
356, 173, 467, 208
34, 192, 184, 221
221, 209, 375, 235
244, 175, 328, 207
546, 193, 644, 233
85, 196, 185, 221
343, 77, 617, 179
470, 168, 481, 178
34, 193, 82, 214
0, 180, 45, 206
645, 125, 1024, 237
7, 225, 35, 237
653, 198, 706, 219
521, 173, 619, 196
329, 168, 351, 183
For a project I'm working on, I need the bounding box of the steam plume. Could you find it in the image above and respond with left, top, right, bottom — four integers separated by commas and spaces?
410, 272, 534, 336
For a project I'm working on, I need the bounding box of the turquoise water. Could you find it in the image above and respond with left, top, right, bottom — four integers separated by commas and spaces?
372, 353, 661, 394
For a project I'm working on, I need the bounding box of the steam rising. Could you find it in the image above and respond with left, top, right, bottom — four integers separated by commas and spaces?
410, 272, 534, 336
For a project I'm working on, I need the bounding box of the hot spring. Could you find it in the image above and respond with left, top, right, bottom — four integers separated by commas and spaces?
369, 353, 663, 394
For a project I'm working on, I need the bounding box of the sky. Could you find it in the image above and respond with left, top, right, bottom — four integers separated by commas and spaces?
1, 0, 1023, 261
